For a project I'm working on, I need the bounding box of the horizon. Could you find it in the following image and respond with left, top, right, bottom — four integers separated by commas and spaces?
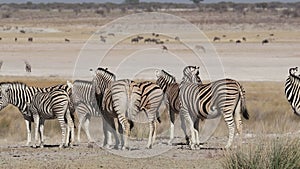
0, 0, 299, 4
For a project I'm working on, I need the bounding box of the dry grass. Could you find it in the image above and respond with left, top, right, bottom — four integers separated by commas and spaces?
222, 138, 300, 169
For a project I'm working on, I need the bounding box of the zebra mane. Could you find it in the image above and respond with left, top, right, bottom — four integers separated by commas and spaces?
74, 80, 92, 85
0, 81, 27, 86
96, 67, 116, 80
161, 70, 176, 82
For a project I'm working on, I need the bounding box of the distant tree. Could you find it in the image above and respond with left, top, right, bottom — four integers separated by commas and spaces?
191, 0, 204, 5
124, 0, 139, 4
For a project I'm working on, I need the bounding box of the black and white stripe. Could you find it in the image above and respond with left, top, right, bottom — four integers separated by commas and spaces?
26, 89, 74, 148
179, 66, 249, 149
0, 82, 74, 146
285, 67, 300, 115
111, 79, 164, 149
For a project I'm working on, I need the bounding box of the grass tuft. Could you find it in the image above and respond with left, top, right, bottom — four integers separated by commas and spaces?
223, 138, 300, 169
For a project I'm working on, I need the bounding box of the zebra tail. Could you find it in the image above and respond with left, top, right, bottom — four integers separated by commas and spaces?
128, 119, 134, 131
238, 83, 249, 120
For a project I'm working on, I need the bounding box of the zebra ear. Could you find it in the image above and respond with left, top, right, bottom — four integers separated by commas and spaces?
67, 81, 73, 88
2, 84, 11, 92
89, 69, 96, 77
155, 70, 160, 77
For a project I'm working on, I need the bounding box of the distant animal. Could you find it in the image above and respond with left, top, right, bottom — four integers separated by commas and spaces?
236, 40, 242, 44
15, 37, 17, 42
0, 37, 2, 40
131, 37, 139, 43
270, 33, 274, 36
262, 39, 269, 45
175, 36, 180, 41
152, 33, 156, 36
0, 60, 3, 70
20, 30, 26, 34
137, 36, 144, 40
108, 33, 115, 36
222, 35, 226, 38
144, 38, 151, 43
213, 37, 221, 42
24, 61, 31, 72
156, 40, 164, 44
65, 38, 70, 42
195, 45, 206, 53
155, 34, 159, 37
242, 37, 247, 41
229, 39, 234, 42
162, 45, 168, 52
28, 37, 33, 42
100, 35, 106, 43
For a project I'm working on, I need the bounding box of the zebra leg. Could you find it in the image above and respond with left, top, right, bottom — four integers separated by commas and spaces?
193, 119, 200, 146
224, 111, 236, 149
66, 111, 75, 147
168, 109, 175, 145
179, 113, 189, 145
76, 113, 85, 143
39, 119, 45, 148
82, 116, 93, 143
118, 114, 130, 150
25, 120, 32, 146
181, 110, 196, 149
102, 116, 109, 147
152, 121, 157, 146
147, 121, 155, 149
58, 118, 67, 148
33, 115, 40, 148
234, 99, 243, 135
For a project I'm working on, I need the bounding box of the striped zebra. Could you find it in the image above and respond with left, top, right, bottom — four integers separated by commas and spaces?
179, 66, 249, 149
285, 67, 300, 115
25, 89, 74, 148
111, 79, 164, 149
155, 69, 189, 145
92, 67, 126, 149
0, 81, 74, 146
72, 80, 99, 143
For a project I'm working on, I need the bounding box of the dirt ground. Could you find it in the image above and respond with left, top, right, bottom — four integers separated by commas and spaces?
0, 7, 300, 169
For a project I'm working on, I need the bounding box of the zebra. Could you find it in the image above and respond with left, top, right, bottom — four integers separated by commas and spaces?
25, 89, 74, 148
285, 67, 300, 115
179, 66, 249, 149
72, 80, 100, 143
111, 79, 164, 149
0, 81, 74, 146
155, 69, 190, 145
92, 67, 126, 149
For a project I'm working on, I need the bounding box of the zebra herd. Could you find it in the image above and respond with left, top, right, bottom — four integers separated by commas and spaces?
0, 66, 299, 150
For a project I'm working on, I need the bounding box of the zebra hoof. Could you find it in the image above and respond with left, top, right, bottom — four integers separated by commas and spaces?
121, 146, 130, 151
189, 144, 196, 150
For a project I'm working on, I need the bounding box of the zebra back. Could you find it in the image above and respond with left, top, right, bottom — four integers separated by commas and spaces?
27, 89, 70, 119
0, 81, 73, 117
285, 67, 300, 115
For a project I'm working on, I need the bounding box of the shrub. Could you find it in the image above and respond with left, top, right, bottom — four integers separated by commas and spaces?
223, 139, 300, 169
